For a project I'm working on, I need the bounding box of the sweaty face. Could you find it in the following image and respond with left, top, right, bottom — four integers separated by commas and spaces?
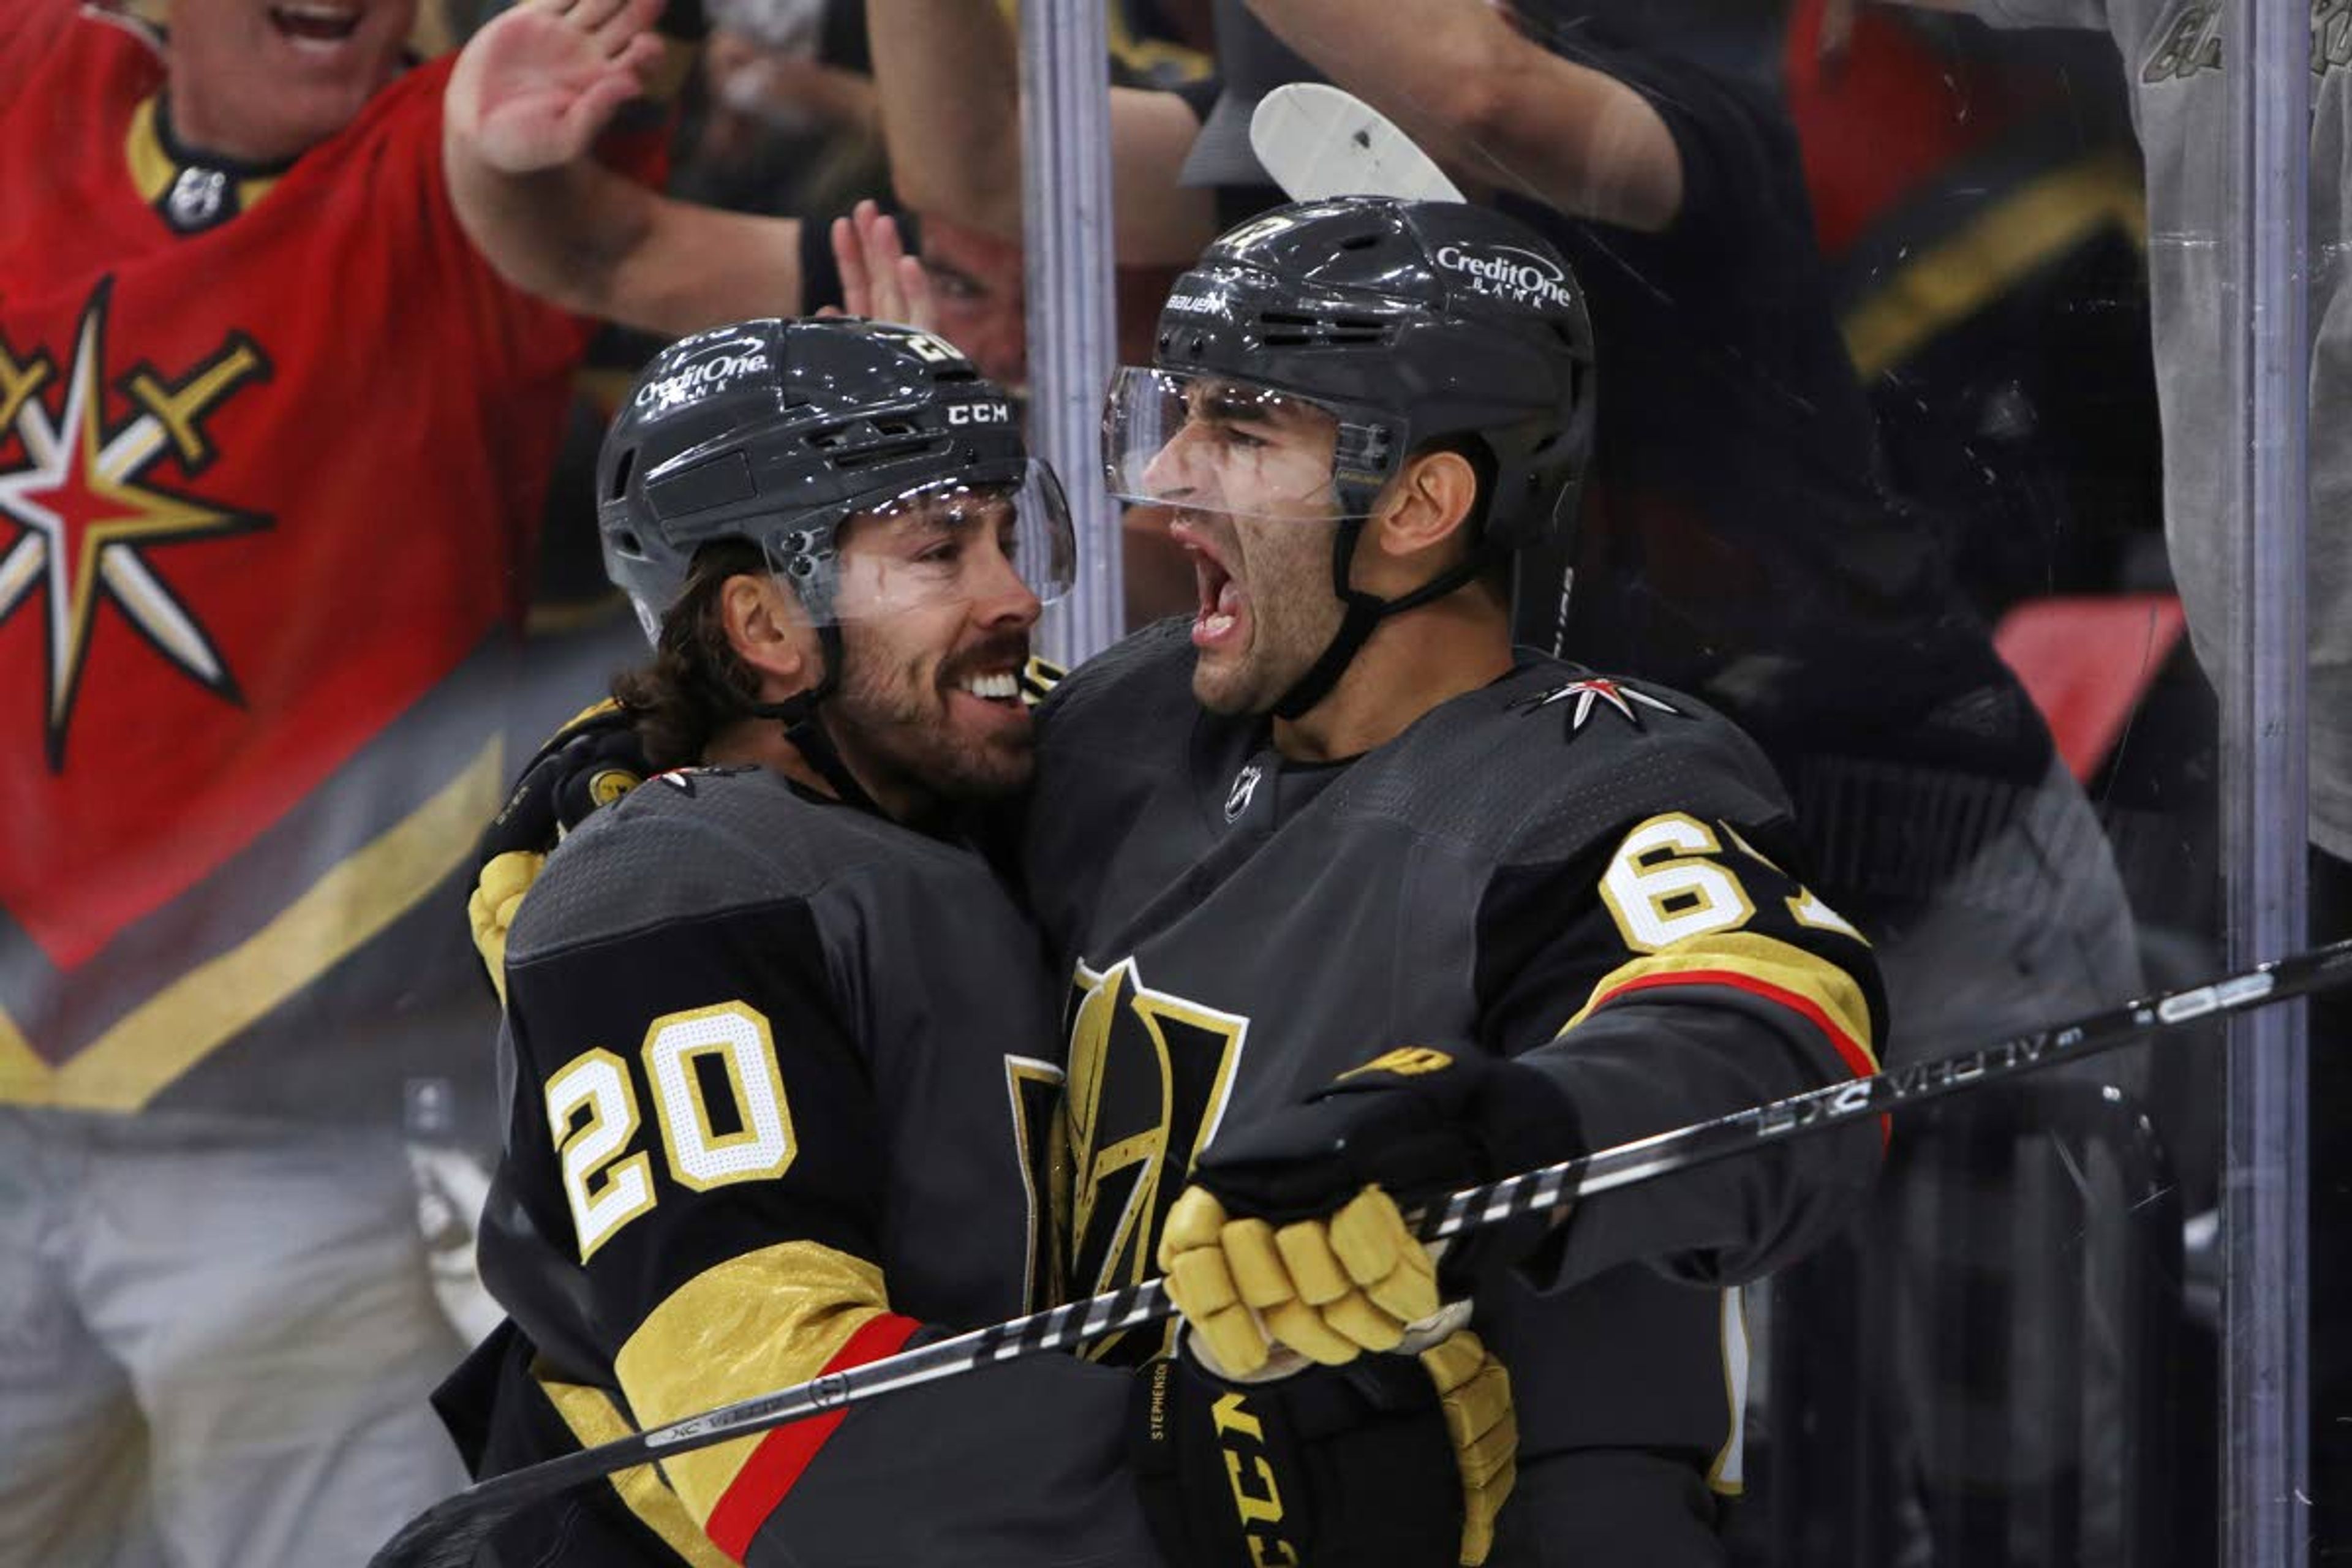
1137, 382, 1348, 715
820, 490, 1043, 812
167, 0, 416, 164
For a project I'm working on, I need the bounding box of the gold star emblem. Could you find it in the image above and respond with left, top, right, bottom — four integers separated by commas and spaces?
0, 281, 269, 769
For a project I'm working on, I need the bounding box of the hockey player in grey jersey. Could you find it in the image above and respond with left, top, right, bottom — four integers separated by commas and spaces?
437, 318, 1151, 1566
1022, 198, 1888, 1564
435, 315, 1513, 1568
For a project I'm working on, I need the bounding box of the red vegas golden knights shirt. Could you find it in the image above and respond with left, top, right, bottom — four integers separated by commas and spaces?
0, 1, 631, 1121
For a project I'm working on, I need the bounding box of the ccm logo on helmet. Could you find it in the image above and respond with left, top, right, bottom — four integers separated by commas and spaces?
947, 401, 1014, 426
1434, 243, 1577, 312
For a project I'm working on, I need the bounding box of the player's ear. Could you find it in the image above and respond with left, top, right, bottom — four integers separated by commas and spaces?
1370, 447, 1480, 562
720, 573, 818, 696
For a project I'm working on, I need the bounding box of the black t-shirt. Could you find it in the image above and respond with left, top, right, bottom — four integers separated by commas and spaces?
1172, 43, 2054, 800
1506, 43, 2045, 784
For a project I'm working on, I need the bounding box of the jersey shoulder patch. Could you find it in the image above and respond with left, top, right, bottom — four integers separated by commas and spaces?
1332, 658, 1787, 863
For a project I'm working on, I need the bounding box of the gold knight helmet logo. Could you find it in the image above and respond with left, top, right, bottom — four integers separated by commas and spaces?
0, 279, 270, 769
1060, 956, 1248, 1363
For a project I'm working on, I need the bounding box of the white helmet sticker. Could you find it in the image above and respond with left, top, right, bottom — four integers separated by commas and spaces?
1433, 243, 1578, 313
633, 333, 772, 416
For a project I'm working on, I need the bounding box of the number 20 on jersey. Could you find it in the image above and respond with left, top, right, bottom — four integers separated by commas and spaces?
543, 1001, 796, 1262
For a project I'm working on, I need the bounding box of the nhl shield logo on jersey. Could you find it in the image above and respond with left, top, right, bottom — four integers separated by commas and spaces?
1515, 674, 1681, 736
165, 165, 230, 233
1223, 761, 1263, 823
0, 281, 270, 770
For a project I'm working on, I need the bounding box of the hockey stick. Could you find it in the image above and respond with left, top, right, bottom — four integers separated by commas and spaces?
1250, 83, 1468, 204
371, 935, 2352, 1568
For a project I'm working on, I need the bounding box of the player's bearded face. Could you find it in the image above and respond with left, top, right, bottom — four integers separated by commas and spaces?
821, 501, 1042, 810
1142, 388, 1348, 715
169, 0, 417, 162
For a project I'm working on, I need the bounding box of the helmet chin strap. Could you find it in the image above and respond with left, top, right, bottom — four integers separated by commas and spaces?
1268, 516, 1499, 722
741, 627, 887, 817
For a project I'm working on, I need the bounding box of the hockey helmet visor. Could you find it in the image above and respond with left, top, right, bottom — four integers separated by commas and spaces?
760, 457, 1077, 627
1102, 366, 1404, 525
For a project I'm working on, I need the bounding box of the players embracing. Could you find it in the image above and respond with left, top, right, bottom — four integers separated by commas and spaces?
429, 197, 1884, 1568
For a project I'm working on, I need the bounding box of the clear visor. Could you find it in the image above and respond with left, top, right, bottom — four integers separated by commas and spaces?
1101, 366, 1401, 522
775, 459, 1076, 625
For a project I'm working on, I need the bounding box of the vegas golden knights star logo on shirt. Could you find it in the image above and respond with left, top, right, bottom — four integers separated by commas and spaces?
0, 280, 270, 770
1060, 956, 1247, 1363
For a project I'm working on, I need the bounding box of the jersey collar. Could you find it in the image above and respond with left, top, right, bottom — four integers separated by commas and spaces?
126, 94, 292, 236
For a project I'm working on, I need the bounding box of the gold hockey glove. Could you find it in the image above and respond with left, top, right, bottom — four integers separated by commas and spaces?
1160, 1184, 1438, 1374
1419, 1329, 1517, 1566
1017, 654, 1065, 705
469, 699, 649, 999
1181, 1046, 1583, 1346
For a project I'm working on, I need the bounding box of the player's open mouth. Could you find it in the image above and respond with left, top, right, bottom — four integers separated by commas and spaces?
268, 3, 363, 45
952, 668, 1022, 706
1189, 548, 1246, 651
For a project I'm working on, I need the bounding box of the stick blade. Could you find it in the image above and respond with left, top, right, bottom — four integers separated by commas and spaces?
1249, 83, 1466, 204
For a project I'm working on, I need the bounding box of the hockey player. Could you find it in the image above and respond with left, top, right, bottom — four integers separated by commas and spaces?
1020, 197, 1888, 1563
443, 315, 1510, 1567
439, 314, 1142, 1563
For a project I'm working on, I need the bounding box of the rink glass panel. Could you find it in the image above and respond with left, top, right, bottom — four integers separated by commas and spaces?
1047, 1, 2323, 1562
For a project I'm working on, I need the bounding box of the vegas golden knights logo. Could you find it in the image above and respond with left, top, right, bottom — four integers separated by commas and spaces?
1060, 956, 1246, 1363
0, 279, 270, 769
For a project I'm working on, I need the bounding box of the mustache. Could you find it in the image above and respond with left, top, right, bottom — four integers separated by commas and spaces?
940, 633, 1033, 686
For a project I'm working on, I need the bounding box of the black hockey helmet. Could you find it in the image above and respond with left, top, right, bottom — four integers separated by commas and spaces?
1106, 197, 1596, 550
1103, 198, 1596, 717
600, 316, 1073, 644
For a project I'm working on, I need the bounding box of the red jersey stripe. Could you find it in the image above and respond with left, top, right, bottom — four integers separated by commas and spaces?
1593, 968, 1888, 1144
704, 1313, 923, 1560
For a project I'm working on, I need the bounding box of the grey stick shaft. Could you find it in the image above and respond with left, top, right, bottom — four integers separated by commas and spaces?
370, 936, 2352, 1568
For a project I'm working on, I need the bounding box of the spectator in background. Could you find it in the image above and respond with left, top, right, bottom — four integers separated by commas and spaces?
1853, 0, 2351, 1551
0, 0, 831, 1560
848, 6, 2144, 1561
673, 0, 883, 230
865, 0, 1216, 628
1784, 0, 2162, 622
865, 0, 2144, 1065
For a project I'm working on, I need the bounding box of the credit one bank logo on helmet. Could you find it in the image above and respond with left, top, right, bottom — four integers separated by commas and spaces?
634, 333, 772, 417
1433, 243, 1578, 313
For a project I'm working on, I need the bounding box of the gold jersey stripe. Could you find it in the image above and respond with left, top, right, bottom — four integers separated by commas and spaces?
534, 1372, 740, 1568
1840, 150, 2145, 379
0, 736, 505, 1110
614, 1238, 892, 1526
1556, 930, 1879, 1075
0, 1016, 45, 1096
